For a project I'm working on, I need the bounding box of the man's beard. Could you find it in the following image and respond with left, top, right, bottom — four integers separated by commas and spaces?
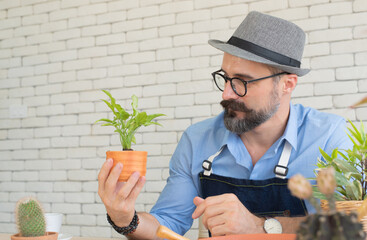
221, 88, 280, 135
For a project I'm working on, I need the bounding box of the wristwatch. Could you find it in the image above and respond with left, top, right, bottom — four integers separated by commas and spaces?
263, 217, 282, 233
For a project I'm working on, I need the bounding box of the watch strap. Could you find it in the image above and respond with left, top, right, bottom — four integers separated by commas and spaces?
107, 211, 140, 235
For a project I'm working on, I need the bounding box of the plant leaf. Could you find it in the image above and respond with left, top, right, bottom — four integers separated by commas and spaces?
353, 180, 363, 200
96, 91, 164, 150
334, 171, 353, 187
319, 147, 333, 163
333, 158, 360, 178
131, 95, 138, 115
350, 96, 367, 108
102, 89, 116, 107
95, 118, 114, 124
346, 184, 359, 200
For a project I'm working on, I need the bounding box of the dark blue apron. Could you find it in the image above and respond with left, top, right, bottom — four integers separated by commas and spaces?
200, 141, 308, 222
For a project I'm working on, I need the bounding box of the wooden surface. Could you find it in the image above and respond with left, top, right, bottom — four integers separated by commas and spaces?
0, 234, 120, 240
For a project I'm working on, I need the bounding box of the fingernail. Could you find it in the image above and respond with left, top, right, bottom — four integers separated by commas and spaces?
132, 171, 140, 178
107, 158, 112, 164
117, 163, 122, 169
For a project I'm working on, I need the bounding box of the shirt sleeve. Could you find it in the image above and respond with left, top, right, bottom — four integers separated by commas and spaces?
150, 131, 198, 235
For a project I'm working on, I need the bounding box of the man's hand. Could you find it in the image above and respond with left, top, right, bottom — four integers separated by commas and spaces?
98, 158, 146, 227
192, 194, 265, 236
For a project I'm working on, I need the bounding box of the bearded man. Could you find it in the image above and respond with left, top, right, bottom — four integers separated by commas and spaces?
98, 11, 352, 239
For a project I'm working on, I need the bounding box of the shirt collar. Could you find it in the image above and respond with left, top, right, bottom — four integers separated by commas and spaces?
278, 103, 298, 151
221, 103, 299, 154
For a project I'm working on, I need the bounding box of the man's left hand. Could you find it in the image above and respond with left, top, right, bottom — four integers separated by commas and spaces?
192, 194, 265, 236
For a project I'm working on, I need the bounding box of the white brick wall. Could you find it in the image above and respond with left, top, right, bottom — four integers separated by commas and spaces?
1, 1, 367, 239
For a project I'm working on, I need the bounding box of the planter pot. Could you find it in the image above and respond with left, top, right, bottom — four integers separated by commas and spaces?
200, 234, 296, 240
321, 200, 367, 231
157, 225, 296, 240
106, 151, 147, 182
11, 232, 58, 240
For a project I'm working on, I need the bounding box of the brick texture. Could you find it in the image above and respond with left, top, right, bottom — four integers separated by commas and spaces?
1, 1, 367, 239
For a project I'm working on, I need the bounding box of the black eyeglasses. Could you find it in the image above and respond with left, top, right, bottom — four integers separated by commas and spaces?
212, 70, 287, 97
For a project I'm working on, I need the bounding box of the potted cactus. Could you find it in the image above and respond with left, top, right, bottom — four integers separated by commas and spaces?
95, 90, 164, 182
11, 197, 58, 240
288, 168, 366, 239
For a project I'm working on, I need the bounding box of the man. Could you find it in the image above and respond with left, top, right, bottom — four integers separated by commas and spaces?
98, 11, 352, 238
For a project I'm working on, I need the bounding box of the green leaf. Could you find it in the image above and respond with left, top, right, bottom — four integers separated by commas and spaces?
346, 184, 359, 200
333, 158, 360, 178
95, 118, 114, 124
347, 120, 363, 144
337, 150, 349, 161
131, 95, 138, 112
353, 180, 363, 200
331, 148, 339, 160
102, 89, 116, 107
360, 121, 366, 142
136, 112, 147, 125
334, 171, 352, 187
319, 147, 333, 163
118, 109, 130, 121
96, 91, 164, 150
101, 123, 114, 127
146, 113, 166, 122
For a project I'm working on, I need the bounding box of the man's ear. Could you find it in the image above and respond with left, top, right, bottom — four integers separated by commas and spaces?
282, 74, 298, 94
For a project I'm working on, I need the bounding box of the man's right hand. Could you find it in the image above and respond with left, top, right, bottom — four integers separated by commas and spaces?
98, 158, 146, 227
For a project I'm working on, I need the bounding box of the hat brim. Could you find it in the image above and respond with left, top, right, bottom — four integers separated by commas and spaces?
209, 39, 310, 77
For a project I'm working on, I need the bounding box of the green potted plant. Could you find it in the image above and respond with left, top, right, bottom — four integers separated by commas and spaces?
95, 90, 164, 182
314, 120, 367, 201
11, 197, 58, 240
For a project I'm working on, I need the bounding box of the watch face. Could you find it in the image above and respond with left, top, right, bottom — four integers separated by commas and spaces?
264, 218, 282, 234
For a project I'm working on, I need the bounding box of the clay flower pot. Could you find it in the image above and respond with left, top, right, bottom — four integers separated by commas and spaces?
200, 234, 297, 240
11, 232, 58, 240
106, 151, 147, 182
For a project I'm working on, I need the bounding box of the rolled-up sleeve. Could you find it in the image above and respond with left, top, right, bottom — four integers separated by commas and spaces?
150, 131, 199, 235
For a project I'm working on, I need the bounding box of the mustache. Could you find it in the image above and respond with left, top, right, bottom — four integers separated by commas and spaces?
220, 99, 251, 112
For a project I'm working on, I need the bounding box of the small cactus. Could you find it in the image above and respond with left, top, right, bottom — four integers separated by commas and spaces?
297, 211, 365, 240
15, 197, 46, 237
288, 168, 366, 240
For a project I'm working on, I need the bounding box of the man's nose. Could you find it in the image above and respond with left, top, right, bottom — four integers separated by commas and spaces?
222, 81, 240, 100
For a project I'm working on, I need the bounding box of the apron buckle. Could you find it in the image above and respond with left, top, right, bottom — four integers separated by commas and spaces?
274, 165, 288, 177
202, 160, 212, 171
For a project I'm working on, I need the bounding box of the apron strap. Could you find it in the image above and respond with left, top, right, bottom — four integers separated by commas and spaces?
202, 141, 292, 178
274, 141, 292, 179
202, 146, 225, 176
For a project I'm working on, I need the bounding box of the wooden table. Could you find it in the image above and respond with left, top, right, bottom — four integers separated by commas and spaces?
0, 234, 120, 240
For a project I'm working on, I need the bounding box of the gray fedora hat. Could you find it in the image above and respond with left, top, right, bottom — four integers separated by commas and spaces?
209, 11, 310, 76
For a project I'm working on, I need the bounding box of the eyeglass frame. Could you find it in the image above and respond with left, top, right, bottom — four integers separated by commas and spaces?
212, 70, 288, 97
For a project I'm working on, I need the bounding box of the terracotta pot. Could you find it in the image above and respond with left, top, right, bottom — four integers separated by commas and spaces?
11, 232, 58, 240
106, 151, 147, 182
157, 225, 297, 240
200, 234, 297, 240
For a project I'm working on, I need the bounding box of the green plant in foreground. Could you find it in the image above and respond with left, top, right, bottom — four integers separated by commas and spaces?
15, 197, 46, 237
314, 120, 367, 201
96, 90, 165, 150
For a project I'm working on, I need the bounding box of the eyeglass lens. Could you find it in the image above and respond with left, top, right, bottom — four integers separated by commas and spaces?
213, 73, 246, 96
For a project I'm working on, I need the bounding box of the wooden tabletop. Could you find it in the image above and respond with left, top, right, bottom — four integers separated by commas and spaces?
0, 234, 121, 240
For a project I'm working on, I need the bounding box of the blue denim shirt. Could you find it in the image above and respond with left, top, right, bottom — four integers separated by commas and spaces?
150, 103, 352, 235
